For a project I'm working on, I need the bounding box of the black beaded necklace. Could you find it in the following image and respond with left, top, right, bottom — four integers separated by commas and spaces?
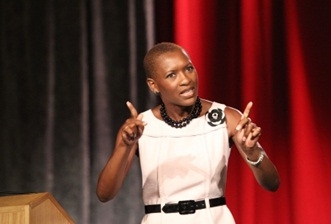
160, 97, 202, 128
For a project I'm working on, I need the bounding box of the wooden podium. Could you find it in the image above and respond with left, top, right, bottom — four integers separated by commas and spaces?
0, 192, 75, 224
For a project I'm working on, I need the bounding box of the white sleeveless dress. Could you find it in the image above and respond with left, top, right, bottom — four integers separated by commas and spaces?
138, 102, 236, 224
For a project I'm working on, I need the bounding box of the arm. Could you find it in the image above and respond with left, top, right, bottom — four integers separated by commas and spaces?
96, 102, 146, 202
225, 102, 280, 192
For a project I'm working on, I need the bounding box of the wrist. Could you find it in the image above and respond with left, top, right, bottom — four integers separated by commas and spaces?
245, 147, 261, 160
246, 150, 264, 166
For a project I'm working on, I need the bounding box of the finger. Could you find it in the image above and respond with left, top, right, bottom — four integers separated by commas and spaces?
122, 131, 133, 144
127, 120, 146, 138
251, 127, 262, 138
123, 126, 135, 137
122, 117, 146, 141
236, 102, 253, 131
122, 133, 136, 145
137, 114, 147, 134
243, 122, 254, 136
137, 113, 143, 121
236, 116, 251, 131
242, 101, 253, 118
123, 126, 137, 142
126, 101, 138, 118
245, 133, 258, 147
244, 128, 261, 144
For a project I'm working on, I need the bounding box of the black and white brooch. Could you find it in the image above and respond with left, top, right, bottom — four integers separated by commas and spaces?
206, 108, 225, 127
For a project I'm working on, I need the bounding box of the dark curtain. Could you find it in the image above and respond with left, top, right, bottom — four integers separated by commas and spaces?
0, 0, 155, 223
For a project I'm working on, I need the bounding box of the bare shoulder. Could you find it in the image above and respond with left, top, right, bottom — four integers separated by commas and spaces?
225, 106, 242, 137
225, 106, 242, 117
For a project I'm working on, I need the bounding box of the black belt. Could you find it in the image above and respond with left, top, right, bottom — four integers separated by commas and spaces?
145, 196, 226, 215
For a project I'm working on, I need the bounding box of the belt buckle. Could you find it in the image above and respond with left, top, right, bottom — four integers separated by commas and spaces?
178, 200, 196, 215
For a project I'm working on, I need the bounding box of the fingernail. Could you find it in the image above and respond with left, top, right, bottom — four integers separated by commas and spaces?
236, 125, 241, 131
242, 136, 246, 141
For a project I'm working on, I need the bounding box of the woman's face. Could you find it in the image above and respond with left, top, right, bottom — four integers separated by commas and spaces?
147, 49, 199, 107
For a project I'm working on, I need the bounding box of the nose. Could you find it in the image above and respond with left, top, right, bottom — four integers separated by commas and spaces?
179, 72, 191, 85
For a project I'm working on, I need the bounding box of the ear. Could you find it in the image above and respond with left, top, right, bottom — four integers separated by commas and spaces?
146, 78, 159, 94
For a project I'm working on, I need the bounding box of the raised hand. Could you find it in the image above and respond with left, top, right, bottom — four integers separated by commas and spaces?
235, 102, 262, 151
120, 101, 146, 146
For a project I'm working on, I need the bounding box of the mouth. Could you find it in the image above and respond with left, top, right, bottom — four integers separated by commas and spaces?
180, 87, 195, 97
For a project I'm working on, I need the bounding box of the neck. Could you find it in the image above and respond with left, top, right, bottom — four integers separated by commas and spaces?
160, 97, 202, 128
166, 106, 194, 121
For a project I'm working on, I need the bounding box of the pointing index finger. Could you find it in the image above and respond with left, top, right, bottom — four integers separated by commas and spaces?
235, 101, 253, 131
126, 101, 138, 118
242, 101, 253, 118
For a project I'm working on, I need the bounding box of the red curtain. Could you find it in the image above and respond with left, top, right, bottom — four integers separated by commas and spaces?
158, 0, 331, 223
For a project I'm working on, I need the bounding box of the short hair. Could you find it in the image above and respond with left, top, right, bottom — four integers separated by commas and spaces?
143, 42, 186, 78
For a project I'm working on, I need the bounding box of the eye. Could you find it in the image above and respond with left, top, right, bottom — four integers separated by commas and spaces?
166, 72, 176, 78
186, 65, 194, 72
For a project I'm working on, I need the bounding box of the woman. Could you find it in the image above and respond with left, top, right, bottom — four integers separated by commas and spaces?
96, 42, 280, 223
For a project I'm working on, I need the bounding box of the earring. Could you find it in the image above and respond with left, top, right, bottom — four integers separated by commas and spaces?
154, 91, 160, 96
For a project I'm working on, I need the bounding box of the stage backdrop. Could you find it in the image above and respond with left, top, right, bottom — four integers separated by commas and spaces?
1, 0, 330, 224
164, 0, 331, 224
